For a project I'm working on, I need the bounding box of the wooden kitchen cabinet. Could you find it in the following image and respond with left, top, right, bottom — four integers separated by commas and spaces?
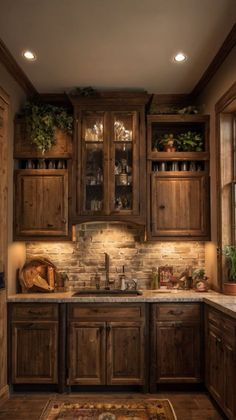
147, 114, 210, 240
205, 306, 236, 419
69, 321, 106, 385
151, 172, 210, 238
10, 303, 59, 385
150, 303, 203, 390
70, 92, 149, 225
14, 169, 70, 240
14, 117, 72, 158
67, 303, 146, 387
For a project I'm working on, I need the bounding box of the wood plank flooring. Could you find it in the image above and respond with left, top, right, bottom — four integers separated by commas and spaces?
0, 392, 226, 419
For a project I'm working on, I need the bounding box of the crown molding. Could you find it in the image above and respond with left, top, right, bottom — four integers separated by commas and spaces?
191, 23, 236, 99
0, 38, 38, 98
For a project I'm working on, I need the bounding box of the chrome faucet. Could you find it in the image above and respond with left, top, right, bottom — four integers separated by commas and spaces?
104, 252, 110, 289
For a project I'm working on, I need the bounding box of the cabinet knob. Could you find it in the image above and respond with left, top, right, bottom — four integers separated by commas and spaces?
159, 205, 165, 210
61, 219, 67, 224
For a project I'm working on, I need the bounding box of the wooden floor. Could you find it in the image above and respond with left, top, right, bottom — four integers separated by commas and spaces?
0, 392, 225, 419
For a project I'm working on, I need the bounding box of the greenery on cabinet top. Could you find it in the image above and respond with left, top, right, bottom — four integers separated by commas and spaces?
19, 101, 73, 154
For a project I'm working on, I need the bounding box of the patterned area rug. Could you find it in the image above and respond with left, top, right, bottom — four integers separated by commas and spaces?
40, 398, 177, 419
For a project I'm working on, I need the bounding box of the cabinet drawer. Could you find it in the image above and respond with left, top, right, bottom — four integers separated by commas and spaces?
208, 308, 221, 328
69, 304, 143, 320
11, 303, 58, 320
155, 303, 200, 321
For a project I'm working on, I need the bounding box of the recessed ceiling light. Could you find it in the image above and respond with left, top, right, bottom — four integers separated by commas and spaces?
174, 52, 187, 63
22, 50, 37, 61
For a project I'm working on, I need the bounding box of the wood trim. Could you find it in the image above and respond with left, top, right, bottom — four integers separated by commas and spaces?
215, 82, 236, 291
0, 38, 38, 98
215, 81, 236, 113
191, 23, 236, 98
0, 384, 9, 402
0, 87, 9, 104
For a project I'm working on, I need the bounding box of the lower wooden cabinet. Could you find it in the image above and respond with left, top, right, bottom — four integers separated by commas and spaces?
67, 304, 146, 386
10, 303, 59, 384
205, 306, 236, 419
150, 303, 203, 390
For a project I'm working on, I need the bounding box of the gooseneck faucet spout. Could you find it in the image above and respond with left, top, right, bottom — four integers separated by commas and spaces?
104, 252, 110, 289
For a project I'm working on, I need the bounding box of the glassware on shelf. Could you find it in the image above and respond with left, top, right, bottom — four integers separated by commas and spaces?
85, 120, 103, 141
180, 161, 188, 171
114, 119, 132, 142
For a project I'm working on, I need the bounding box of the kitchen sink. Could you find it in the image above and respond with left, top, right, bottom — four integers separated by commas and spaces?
72, 289, 143, 297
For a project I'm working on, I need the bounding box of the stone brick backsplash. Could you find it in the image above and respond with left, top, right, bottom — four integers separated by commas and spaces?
26, 223, 205, 290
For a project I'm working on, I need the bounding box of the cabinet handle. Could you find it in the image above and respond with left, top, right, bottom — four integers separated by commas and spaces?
159, 205, 165, 210
107, 325, 112, 333
47, 223, 54, 227
61, 219, 66, 224
28, 310, 43, 316
168, 310, 184, 316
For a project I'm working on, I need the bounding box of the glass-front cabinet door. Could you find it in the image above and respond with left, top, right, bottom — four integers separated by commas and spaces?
81, 111, 106, 214
79, 110, 140, 219
73, 92, 148, 224
111, 112, 139, 215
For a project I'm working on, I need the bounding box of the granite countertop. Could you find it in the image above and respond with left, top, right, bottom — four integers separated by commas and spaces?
8, 290, 236, 319
7, 289, 236, 319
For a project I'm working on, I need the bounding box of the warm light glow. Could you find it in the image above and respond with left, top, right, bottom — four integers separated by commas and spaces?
174, 52, 187, 62
22, 50, 36, 61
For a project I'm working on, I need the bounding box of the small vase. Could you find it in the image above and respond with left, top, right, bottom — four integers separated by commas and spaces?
223, 282, 236, 295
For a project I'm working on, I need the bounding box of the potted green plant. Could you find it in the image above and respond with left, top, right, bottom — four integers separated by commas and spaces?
222, 245, 236, 295
192, 268, 209, 291
153, 133, 177, 152
176, 131, 203, 152
22, 101, 73, 154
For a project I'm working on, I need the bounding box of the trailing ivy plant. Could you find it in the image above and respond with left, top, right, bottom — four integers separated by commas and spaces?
22, 101, 73, 154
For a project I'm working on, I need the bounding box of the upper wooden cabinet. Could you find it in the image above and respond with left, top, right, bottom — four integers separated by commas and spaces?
14, 169, 70, 240
14, 117, 72, 158
147, 114, 210, 240
70, 93, 149, 225
151, 172, 210, 238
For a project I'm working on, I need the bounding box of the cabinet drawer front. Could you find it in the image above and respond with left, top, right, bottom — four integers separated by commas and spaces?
208, 309, 221, 328
11, 303, 58, 320
222, 317, 236, 344
69, 304, 143, 320
155, 304, 200, 321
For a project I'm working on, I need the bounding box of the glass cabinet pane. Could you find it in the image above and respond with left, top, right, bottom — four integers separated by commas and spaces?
82, 112, 104, 212
112, 112, 135, 212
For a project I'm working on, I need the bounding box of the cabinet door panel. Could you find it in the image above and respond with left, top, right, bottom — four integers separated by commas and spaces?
106, 321, 144, 385
151, 173, 209, 237
14, 170, 68, 238
68, 322, 106, 385
12, 322, 58, 384
224, 341, 235, 418
156, 323, 201, 382
208, 328, 224, 405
